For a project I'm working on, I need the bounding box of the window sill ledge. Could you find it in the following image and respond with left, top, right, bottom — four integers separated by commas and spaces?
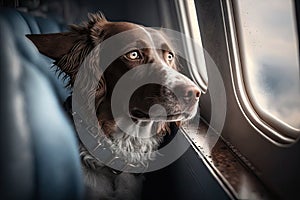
181, 121, 274, 199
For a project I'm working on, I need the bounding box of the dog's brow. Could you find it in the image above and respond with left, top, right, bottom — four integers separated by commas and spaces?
136, 40, 150, 48
161, 43, 173, 52
122, 39, 150, 52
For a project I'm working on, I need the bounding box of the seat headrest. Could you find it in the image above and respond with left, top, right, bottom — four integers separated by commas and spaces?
0, 8, 83, 200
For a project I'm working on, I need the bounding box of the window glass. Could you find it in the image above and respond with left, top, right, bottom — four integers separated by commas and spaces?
234, 0, 300, 129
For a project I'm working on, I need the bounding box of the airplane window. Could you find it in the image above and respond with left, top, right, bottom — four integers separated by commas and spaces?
232, 0, 300, 135
174, 0, 208, 94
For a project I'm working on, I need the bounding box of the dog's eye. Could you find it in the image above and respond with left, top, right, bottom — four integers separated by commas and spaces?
125, 50, 142, 60
164, 51, 174, 63
167, 53, 173, 61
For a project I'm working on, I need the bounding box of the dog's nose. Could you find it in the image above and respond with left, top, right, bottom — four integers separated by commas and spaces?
175, 85, 201, 103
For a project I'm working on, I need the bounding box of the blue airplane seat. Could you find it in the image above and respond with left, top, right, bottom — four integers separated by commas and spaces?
0, 8, 84, 200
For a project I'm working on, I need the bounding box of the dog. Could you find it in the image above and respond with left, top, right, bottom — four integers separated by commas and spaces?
27, 12, 201, 200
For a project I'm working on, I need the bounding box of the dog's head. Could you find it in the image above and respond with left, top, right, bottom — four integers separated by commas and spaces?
26, 12, 200, 141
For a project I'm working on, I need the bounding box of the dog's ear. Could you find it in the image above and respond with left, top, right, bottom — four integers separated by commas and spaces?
26, 33, 77, 61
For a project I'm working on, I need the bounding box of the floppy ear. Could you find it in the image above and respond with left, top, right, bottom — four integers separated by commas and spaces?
26, 12, 108, 88
72, 44, 106, 113
26, 33, 78, 61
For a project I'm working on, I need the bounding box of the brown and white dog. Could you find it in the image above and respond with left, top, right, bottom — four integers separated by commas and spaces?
27, 13, 200, 200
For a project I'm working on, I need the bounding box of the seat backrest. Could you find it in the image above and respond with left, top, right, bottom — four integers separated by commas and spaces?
0, 8, 83, 200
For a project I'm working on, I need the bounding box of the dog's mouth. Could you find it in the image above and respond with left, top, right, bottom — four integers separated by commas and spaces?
130, 108, 189, 122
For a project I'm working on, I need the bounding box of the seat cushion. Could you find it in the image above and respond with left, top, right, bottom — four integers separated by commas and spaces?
0, 8, 83, 200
